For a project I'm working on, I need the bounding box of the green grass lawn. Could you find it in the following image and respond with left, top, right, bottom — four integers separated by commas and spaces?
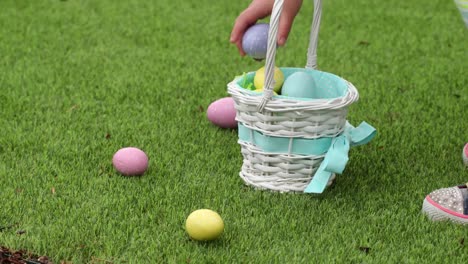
1, 0, 467, 263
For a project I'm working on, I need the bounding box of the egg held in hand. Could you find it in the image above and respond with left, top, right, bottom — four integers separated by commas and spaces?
206, 97, 238, 129
242, 23, 269, 60
281, 71, 318, 98
253, 66, 284, 93
112, 147, 149, 176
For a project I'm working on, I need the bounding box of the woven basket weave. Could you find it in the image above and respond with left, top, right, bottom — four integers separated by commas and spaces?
227, 0, 369, 193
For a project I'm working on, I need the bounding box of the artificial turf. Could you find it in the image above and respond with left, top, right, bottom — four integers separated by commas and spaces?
0, 0, 467, 263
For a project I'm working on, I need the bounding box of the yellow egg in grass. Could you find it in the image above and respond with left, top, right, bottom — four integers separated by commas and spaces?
254, 66, 284, 93
185, 209, 224, 241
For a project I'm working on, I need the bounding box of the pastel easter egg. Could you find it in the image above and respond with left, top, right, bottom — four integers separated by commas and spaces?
207, 97, 237, 129
242, 23, 269, 60
186, 209, 224, 241
254, 66, 284, 93
281, 71, 318, 98
112, 147, 148, 176
463, 143, 468, 166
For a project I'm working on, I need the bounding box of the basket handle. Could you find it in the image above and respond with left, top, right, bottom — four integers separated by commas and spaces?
257, 0, 323, 111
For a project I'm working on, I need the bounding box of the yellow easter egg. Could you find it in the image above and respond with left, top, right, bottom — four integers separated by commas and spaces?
254, 66, 284, 93
185, 209, 224, 241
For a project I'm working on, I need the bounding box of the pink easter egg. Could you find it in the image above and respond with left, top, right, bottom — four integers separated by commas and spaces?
206, 97, 238, 129
463, 143, 468, 166
112, 147, 149, 176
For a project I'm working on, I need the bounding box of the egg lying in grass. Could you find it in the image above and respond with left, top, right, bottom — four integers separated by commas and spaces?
253, 66, 284, 93
112, 147, 148, 176
207, 97, 237, 129
186, 209, 224, 241
242, 23, 269, 60
281, 71, 318, 98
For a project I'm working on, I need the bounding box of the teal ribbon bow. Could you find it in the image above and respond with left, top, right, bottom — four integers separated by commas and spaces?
304, 121, 376, 193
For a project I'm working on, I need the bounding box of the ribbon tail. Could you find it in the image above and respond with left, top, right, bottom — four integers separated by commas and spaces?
304, 135, 350, 193
304, 161, 333, 193
347, 121, 376, 146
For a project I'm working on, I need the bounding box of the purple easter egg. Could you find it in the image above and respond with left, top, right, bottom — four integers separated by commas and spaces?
242, 23, 269, 60
207, 97, 238, 129
112, 147, 149, 176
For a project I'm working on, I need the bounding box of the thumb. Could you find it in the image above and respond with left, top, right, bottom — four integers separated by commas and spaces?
277, 13, 294, 46
277, 0, 302, 46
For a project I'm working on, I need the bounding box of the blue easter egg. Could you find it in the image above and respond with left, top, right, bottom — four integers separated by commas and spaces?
281, 72, 318, 98
242, 23, 269, 60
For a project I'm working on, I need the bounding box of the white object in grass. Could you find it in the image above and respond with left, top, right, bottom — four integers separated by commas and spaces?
463, 143, 468, 166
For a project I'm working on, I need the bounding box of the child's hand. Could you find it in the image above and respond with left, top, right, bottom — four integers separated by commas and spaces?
230, 0, 303, 56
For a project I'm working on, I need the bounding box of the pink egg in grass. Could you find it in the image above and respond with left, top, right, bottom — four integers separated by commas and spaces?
112, 147, 149, 176
463, 143, 468, 166
207, 97, 238, 129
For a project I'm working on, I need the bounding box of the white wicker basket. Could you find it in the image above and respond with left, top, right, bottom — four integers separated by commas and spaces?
227, 0, 375, 193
